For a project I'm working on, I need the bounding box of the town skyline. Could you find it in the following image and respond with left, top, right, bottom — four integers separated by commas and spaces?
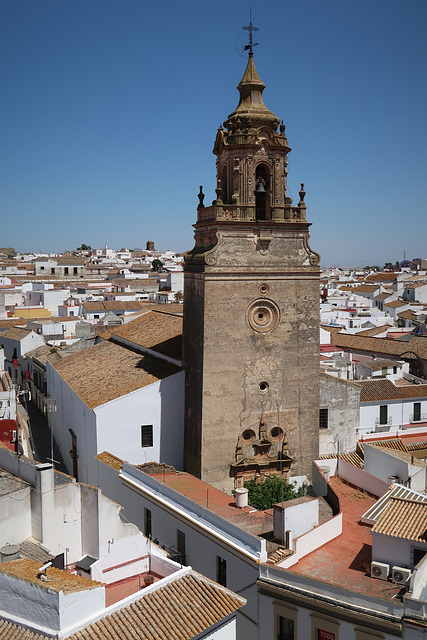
2, 0, 426, 265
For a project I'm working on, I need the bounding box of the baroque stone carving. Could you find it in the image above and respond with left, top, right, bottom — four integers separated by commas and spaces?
246, 298, 280, 334
303, 235, 321, 265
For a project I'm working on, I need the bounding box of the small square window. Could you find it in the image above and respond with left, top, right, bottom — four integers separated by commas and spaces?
141, 425, 153, 447
319, 408, 328, 429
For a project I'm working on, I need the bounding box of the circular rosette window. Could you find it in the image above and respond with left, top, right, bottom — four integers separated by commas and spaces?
246, 298, 280, 334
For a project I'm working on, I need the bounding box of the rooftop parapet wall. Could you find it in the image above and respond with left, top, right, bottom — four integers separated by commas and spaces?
120, 462, 267, 562
197, 203, 307, 224
259, 564, 405, 619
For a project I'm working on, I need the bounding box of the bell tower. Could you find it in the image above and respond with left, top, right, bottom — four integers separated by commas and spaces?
183, 37, 320, 490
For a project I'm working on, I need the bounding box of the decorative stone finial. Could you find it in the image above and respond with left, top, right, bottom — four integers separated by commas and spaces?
198, 186, 205, 209
280, 121, 286, 134
299, 183, 306, 203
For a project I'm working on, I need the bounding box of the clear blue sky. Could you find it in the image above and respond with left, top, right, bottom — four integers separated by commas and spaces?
2, 0, 426, 266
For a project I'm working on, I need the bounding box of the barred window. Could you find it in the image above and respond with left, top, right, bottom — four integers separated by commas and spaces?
141, 425, 153, 447
319, 408, 329, 429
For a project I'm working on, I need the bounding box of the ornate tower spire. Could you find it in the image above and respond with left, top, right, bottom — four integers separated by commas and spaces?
224, 52, 280, 133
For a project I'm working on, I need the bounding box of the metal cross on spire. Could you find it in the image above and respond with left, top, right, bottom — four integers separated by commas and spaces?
242, 6, 259, 54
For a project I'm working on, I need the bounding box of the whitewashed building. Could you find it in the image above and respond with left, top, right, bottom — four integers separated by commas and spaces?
46, 311, 185, 485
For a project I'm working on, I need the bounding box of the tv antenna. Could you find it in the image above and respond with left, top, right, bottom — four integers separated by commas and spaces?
242, 7, 259, 54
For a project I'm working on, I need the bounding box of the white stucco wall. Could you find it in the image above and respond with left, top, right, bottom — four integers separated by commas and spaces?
371, 530, 427, 570
360, 397, 427, 434
47, 359, 184, 492
0, 486, 31, 546
364, 444, 409, 484
94, 370, 184, 476
47, 361, 98, 485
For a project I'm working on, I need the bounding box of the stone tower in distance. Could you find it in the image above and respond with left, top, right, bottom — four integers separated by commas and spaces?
183, 44, 320, 490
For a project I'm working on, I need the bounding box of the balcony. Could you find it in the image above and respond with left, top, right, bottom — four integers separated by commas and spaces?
375, 418, 393, 427
409, 414, 427, 424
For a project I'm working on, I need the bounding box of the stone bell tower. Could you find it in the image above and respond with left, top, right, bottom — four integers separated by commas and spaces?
183, 45, 320, 490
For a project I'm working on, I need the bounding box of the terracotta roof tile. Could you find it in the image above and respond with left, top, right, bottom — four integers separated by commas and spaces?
0, 571, 244, 640
83, 301, 144, 312
106, 311, 183, 360
95, 452, 123, 471
0, 327, 32, 341
372, 496, 427, 541
52, 341, 181, 409
319, 452, 364, 468
353, 285, 378, 293
384, 300, 408, 308
365, 273, 399, 282
330, 332, 427, 360
354, 325, 390, 337
359, 379, 427, 402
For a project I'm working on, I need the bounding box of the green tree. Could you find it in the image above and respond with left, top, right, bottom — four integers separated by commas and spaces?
77, 243, 91, 250
242, 475, 305, 510
151, 258, 164, 272
174, 290, 183, 303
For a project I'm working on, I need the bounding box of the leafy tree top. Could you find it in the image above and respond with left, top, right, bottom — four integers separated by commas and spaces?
241, 475, 305, 510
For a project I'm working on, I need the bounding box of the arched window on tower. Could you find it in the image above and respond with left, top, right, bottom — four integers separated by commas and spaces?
255, 164, 270, 220
220, 165, 228, 204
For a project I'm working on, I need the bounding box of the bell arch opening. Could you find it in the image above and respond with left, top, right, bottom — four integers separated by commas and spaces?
255, 163, 271, 220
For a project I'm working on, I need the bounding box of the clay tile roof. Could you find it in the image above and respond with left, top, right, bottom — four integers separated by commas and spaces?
365, 273, 398, 282
0, 558, 102, 593
106, 310, 183, 360
0, 571, 244, 640
0, 327, 32, 340
355, 325, 390, 337
0, 619, 44, 640
367, 438, 408, 452
369, 444, 425, 466
83, 301, 144, 312
359, 379, 427, 402
330, 332, 427, 360
374, 292, 393, 301
385, 300, 408, 308
55, 256, 87, 265
372, 496, 427, 541
319, 452, 364, 468
397, 310, 417, 320
95, 451, 123, 471
354, 285, 378, 293
0, 319, 27, 330
52, 341, 181, 409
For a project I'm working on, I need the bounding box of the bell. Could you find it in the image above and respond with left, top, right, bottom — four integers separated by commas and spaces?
256, 181, 266, 193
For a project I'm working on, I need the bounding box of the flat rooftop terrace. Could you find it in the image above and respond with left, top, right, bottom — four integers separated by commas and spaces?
140, 468, 274, 538
289, 477, 402, 601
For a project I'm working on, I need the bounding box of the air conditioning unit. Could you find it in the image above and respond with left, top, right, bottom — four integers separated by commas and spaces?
371, 561, 389, 580
392, 566, 412, 585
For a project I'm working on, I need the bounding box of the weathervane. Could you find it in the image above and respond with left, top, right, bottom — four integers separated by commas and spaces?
242, 7, 259, 54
